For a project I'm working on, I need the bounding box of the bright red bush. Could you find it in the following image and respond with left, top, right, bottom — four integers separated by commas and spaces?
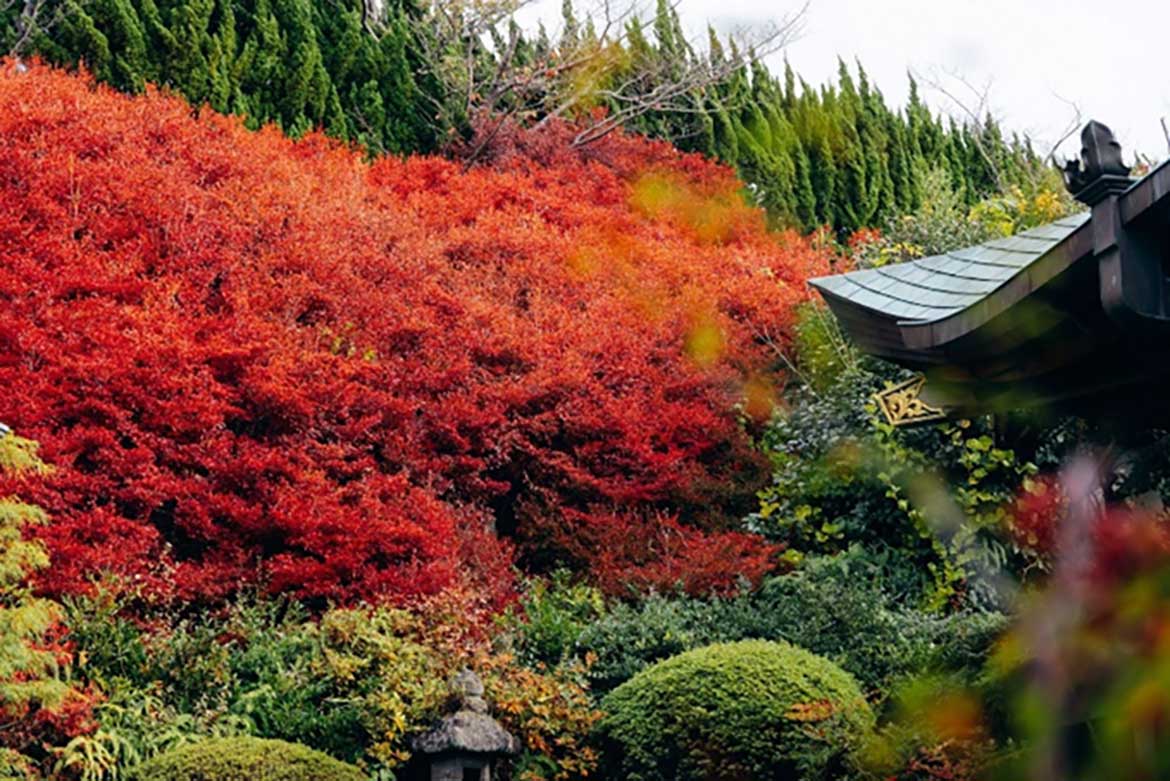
0, 62, 830, 606
1009, 471, 1170, 589
1009, 475, 1064, 556
552, 507, 782, 597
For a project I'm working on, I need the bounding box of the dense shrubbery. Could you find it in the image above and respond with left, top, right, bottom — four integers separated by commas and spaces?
752, 304, 1045, 610
851, 165, 1073, 268
0, 433, 100, 778
0, 63, 831, 608
54, 589, 599, 779
846, 494, 1170, 781
0, 15, 1127, 781
128, 737, 366, 781
596, 639, 874, 780
556, 551, 1008, 697
508, 571, 607, 670
24, 552, 1006, 780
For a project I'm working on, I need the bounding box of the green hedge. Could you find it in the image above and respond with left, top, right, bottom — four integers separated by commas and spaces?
576, 551, 1010, 696
595, 639, 875, 781
129, 737, 366, 781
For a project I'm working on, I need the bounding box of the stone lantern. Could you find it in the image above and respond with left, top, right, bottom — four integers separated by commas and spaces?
412, 669, 519, 781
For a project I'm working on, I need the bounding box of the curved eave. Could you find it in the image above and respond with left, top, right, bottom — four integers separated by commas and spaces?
808, 213, 1092, 357
899, 217, 1094, 350
812, 288, 943, 364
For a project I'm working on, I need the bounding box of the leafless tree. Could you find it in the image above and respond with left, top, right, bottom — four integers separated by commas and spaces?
915, 67, 1009, 192
918, 66, 1086, 194
1044, 92, 1084, 167
402, 0, 806, 163
4, 0, 74, 58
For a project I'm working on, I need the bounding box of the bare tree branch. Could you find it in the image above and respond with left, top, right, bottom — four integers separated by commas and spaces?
6, 0, 82, 59
916, 66, 1007, 192
1045, 92, 1083, 167
6, 0, 45, 57
399, 0, 806, 163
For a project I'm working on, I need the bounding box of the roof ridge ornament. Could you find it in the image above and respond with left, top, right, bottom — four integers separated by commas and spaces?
1061, 120, 1135, 206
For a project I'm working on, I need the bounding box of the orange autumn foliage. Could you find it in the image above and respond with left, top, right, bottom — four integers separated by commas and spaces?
0, 62, 830, 606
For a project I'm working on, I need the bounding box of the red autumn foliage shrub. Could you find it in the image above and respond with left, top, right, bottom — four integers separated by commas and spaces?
0, 62, 830, 606
1009, 471, 1170, 589
1086, 506, 1170, 588
1008, 474, 1064, 557
554, 508, 782, 597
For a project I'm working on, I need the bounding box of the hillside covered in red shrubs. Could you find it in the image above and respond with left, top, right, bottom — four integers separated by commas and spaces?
0, 63, 832, 608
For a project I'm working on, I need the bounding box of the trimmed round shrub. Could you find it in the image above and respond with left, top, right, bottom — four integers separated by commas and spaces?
595, 639, 875, 781
129, 737, 366, 781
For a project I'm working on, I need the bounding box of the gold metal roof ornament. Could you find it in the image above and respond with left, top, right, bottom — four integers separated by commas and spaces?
875, 376, 946, 427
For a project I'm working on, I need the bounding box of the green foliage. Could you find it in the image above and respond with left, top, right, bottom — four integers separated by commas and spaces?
0, 750, 37, 781
0, 432, 69, 725
752, 307, 937, 598
50, 687, 254, 780
127, 737, 365, 781
507, 571, 606, 669
14, 0, 435, 154
62, 592, 600, 779
575, 549, 1008, 698
746, 555, 1007, 695
854, 165, 1075, 267
575, 590, 712, 695
596, 639, 875, 781
869, 413, 1040, 610
753, 305, 1041, 610
855, 166, 1002, 265
309, 607, 447, 768
62, 593, 408, 771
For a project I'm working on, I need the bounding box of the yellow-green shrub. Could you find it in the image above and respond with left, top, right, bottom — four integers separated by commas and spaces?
317, 600, 601, 780
596, 639, 874, 781
128, 737, 365, 781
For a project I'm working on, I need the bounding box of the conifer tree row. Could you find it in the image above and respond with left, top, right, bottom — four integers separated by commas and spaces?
598, 1, 1052, 234
4, 0, 438, 154
3, 0, 1054, 233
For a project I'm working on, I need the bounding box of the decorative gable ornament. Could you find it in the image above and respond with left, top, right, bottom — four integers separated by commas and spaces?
874, 376, 947, 428
1061, 121, 1135, 206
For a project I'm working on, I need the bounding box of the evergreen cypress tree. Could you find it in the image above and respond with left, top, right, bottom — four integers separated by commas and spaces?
19, 0, 434, 153
561, 0, 578, 49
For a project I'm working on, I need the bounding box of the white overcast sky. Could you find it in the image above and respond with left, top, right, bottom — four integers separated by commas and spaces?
516, 0, 1170, 161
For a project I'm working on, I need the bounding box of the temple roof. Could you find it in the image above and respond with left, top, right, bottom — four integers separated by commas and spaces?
807, 121, 1170, 420
810, 212, 1091, 325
